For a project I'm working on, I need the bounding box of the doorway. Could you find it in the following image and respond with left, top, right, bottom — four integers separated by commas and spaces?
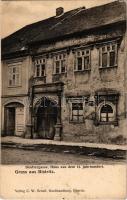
5, 107, 15, 135
4, 102, 24, 136
35, 98, 58, 139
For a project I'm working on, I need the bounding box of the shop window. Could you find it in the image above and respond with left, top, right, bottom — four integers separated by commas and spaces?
34, 58, 46, 77
99, 43, 117, 68
74, 49, 91, 71
54, 53, 67, 74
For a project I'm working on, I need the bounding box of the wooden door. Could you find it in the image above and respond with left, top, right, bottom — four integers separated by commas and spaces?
6, 108, 15, 135
37, 104, 57, 139
15, 107, 24, 136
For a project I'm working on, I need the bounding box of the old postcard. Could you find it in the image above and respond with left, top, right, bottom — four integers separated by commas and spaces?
0, 0, 127, 199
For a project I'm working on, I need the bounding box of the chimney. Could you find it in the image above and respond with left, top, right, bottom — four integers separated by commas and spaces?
56, 7, 64, 17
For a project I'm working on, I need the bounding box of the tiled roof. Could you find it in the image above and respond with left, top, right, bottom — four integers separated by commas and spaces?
2, 1, 126, 55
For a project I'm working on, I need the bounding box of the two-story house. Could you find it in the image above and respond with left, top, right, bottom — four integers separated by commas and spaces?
1, 1, 127, 144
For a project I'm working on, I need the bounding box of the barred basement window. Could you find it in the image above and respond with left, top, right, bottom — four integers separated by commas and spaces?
74, 49, 91, 71
34, 58, 46, 77
8, 63, 21, 87
54, 53, 67, 74
99, 43, 117, 68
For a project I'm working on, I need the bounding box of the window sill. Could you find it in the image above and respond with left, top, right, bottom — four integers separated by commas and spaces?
53, 72, 67, 75
99, 65, 117, 70
98, 121, 118, 126
34, 76, 46, 78
74, 69, 91, 73
69, 120, 84, 124
33, 76, 46, 84
8, 85, 22, 88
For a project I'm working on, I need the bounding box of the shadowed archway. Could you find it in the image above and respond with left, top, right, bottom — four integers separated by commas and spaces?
34, 97, 58, 139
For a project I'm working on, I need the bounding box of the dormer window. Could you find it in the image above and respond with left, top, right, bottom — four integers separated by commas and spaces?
74, 49, 91, 71
34, 58, 46, 77
99, 42, 117, 68
54, 53, 67, 74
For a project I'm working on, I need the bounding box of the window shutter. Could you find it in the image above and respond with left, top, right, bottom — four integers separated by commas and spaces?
18, 65, 21, 85
99, 48, 102, 67
8, 67, 13, 86
15, 74, 19, 85
74, 56, 77, 71
65, 59, 67, 73
69, 102, 72, 121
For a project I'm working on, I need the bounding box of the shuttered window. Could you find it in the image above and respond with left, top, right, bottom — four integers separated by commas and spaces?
8, 64, 21, 87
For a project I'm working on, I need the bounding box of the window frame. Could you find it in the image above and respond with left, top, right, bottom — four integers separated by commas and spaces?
69, 98, 85, 123
100, 104, 114, 122
99, 42, 117, 69
53, 53, 67, 74
8, 63, 22, 87
71, 103, 84, 123
34, 58, 46, 77
98, 101, 116, 125
74, 49, 91, 72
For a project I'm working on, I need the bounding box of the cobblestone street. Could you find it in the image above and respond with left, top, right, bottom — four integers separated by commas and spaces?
1, 147, 125, 165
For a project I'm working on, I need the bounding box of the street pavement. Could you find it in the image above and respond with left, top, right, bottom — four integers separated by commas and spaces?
1, 147, 126, 165
1, 136, 127, 164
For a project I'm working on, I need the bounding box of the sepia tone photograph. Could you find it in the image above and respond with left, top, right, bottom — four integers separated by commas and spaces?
1, 0, 127, 165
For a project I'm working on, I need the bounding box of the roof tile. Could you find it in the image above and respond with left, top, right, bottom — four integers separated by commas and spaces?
2, 1, 126, 55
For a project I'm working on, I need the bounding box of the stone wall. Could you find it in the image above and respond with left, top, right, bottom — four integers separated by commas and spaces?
32, 25, 127, 144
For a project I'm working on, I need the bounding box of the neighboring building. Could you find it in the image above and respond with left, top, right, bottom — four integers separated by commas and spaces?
1, 1, 127, 144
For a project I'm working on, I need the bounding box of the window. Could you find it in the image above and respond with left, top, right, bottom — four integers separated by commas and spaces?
100, 104, 114, 122
74, 49, 91, 71
99, 43, 117, 68
8, 64, 21, 87
54, 53, 66, 74
34, 58, 46, 77
95, 92, 119, 126
68, 98, 85, 123
71, 103, 84, 122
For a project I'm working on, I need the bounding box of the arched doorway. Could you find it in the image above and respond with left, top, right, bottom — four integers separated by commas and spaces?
34, 97, 58, 139
4, 102, 24, 136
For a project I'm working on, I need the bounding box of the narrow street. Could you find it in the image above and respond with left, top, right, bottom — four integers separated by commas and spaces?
1, 147, 125, 165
